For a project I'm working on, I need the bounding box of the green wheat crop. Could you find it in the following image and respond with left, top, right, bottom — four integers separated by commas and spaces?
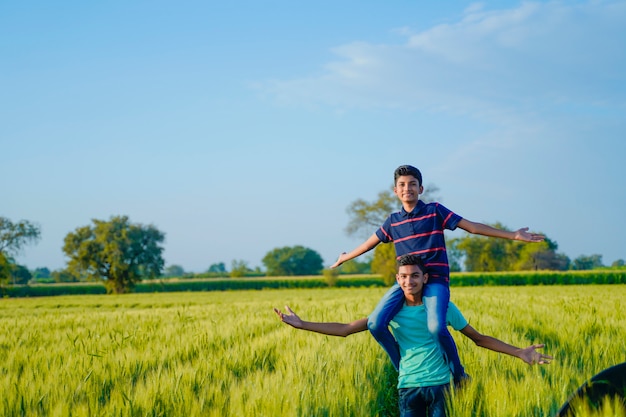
0, 285, 624, 416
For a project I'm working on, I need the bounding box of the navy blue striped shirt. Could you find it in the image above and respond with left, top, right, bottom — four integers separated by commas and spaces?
376, 200, 462, 283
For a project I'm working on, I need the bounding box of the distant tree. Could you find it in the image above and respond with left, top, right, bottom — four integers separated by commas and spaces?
338, 256, 372, 274
32, 267, 51, 279
0, 217, 41, 255
371, 243, 397, 286
262, 246, 323, 276
534, 251, 570, 271
445, 238, 462, 273
10, 264, 32, 285
63, 215, 165, 294
0, 252, 13, 285
512, 238, 570, 271
164, 264, 185, 277
611, 259, 625, 267
450, 223, 560, 272
0, 217, 41, 283
230, 259, 251, 278
0, 256, 32, 285
453, 223, 515, 272
51, 269, 80, 283
572, 254, 604, 271
208, 262, 227, 275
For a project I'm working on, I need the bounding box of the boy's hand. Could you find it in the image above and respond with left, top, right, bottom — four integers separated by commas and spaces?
274, 306, 303, 329
517, 344, 553, 365
330, 252, 348, 269
514, 227, 545, 242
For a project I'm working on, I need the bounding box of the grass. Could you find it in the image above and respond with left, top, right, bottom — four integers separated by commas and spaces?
0, 285, 625, 416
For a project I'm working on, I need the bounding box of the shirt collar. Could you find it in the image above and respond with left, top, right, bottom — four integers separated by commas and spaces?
401, 200, 425, 218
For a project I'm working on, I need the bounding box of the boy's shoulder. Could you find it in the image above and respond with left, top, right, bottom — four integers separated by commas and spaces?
413, 200, 445, 213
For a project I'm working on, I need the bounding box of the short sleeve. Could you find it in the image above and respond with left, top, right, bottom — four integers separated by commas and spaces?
446, 302, 468, 331
375, 215, 394, 243
437, 203, 462, 231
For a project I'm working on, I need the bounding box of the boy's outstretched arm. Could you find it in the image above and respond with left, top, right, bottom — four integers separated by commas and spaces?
459, 324, 553, 365
330, 233, 382, 268
457, 219, 545, 243
274, 306, 368, 337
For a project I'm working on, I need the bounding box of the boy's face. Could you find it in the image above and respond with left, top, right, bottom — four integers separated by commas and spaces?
396, 264, 428, 298
393, 175, 423, 206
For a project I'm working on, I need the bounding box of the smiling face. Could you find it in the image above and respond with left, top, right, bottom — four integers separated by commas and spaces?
393, 175, 423, 209
396, 263, 429, 303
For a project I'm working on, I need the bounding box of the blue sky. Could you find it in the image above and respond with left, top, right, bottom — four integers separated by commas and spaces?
2, 0, 625, 273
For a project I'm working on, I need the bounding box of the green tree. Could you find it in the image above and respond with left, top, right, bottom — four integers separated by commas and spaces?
339, 256, 372, 274
10, 264, 32, 285
572, 254, 604, 270
0, 217, 41, 255
164, 264, 185, 277
0, 255, 32, 285
371, 243, 397, 285
512, 238, 570, 271
51, 268, 80, 283
452, 223, 515, 272
451, 222, 560, 272
262, 245, 323, 276
0, 217, 41, 283
0, 252, 12, 285
612, 259, 625, 267
445, 238, 462, 273
207, 262, 227, 275
230, 259, 251, 278
32, 267, 51, 279
63, 215, 165, 294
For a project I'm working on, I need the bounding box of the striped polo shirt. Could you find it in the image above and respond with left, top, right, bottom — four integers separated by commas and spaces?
376, 200, 462, 283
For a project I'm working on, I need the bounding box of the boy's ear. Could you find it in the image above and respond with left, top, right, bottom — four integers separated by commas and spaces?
423, 272, 429, 283
418, 185, 424, 195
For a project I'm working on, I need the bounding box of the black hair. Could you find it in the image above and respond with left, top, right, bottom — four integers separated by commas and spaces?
396, 254, 427, 273
394, 165, 423, 186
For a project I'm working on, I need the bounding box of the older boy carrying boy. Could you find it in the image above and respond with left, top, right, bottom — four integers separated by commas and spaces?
276, 254, 552, 417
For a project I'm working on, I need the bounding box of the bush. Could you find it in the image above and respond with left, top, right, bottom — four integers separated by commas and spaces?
323, 268, 339, 287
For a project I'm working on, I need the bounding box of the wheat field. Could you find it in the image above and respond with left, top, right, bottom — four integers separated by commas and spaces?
1, 285, 625, 416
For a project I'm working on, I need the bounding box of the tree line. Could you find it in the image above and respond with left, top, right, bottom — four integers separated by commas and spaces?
0, 216, 335, 293
1, 185, 622, 293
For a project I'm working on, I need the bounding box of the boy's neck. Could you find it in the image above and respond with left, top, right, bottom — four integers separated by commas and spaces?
404, 293, 423, 306
403, 201, 418, 212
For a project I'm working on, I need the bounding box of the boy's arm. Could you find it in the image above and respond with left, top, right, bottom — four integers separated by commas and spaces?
274, 306, 368, 337
330, 233, 382, 268
459, 324, 552, 365
457, 219, 545, 242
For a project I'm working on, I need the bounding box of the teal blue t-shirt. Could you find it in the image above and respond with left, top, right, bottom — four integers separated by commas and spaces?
389, 301, 468, 388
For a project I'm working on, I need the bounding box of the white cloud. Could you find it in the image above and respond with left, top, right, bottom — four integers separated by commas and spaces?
260, 1, 626, 120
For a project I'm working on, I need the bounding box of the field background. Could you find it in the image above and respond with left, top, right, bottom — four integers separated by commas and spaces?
1, 285, 625, 416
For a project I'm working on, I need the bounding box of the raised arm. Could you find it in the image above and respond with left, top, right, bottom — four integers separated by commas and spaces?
457, 219, 545, 243
330, 233, 382, 268
274, 306, 368, 337
459, 324, 552, 365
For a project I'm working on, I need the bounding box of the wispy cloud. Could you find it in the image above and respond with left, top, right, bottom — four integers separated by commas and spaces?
260, 1, 626, 123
